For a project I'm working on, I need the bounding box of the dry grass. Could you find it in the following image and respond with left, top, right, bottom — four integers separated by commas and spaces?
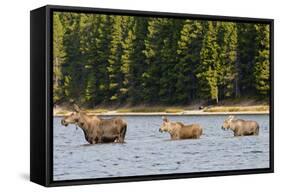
84, 108, 109, 113
117, 107, 184, 113
165, 108, 185, 113
54, 103, 269, 116
203, 105, 269, 112
54, 110, 69, 115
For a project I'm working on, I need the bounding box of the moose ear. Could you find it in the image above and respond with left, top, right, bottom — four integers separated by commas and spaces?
229, 115, 235, 120
162, 116, 168, 122
73, 104, 81, 112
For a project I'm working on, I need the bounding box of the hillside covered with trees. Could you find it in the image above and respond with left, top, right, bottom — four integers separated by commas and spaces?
53, 12, 270, 108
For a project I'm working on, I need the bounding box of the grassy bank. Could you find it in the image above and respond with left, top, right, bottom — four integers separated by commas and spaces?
116, 105, 269, 113
54, 104, 269, 116
203, 105, 269, 113
117, 107, 184, 113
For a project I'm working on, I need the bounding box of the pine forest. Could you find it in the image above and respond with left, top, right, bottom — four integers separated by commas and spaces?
53, 12, 270, 108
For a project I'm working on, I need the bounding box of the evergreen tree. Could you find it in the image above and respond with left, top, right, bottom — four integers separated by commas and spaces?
126, 17, 148, 105
142, 18, 164, 103
107, 16, 123, 103
158, 19, 183, 104
94, 15, 113, 104
52, 12, 271, 107
120, 17, 136, 103
237, 23, 257, 95
79, 14, 99, 106
197, 21, 219, 103
60, 13, 82, 101
176, 20, 204, 103
216, 22, 238, 99
53, 12, 65, 103
254, 24, 270, 96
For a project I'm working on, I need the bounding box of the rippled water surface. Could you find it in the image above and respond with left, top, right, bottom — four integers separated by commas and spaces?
53, 115, 270, 181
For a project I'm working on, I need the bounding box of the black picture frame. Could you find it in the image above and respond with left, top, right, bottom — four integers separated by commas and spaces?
30, 4, 274, 187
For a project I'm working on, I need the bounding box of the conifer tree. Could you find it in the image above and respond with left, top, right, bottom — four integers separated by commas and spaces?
80, 14, 99, 106
53, 12, 65, 103
117, 16, 135, 103
107, 16, 123, 103
158, 19, 183, 104
60, 13, 82, 101
52, 13, 270, 106
237, 23, 257, 95
127, 17, 148, 105
254, 24, 270, 96
197, 21, 219, 103
216, 22, 238, 99
142, 18, 164, 103
176, 20, 204, 103
94, 15, 113, 104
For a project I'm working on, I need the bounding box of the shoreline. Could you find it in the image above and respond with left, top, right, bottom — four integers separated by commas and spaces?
54, 110, 269, 117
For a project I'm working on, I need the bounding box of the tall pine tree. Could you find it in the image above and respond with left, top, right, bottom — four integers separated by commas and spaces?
237, 23, 257, 96
107, 16, 123, 103
142, 18, 164, 103
52, 13, 270, 107
124, 17, 148, 105
176, 20, 204, 103
197, 21, 219, 103
60, 13, 82, 102
158, 18, 183, 104
254, 24, 270, 96
53, 12, 65, 104
216, 22, 238, 99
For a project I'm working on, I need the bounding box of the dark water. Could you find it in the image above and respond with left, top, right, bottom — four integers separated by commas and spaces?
53, 115, 270, 181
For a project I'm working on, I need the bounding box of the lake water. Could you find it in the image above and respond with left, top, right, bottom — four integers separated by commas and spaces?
53, 115, 270, 181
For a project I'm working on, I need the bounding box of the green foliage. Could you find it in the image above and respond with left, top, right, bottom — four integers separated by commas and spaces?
158, 19, 183, 104
53, 12, 66, 103
52, 13, 270, 106
142, 18, 164, 103
254, 24, 270, 96
176, 20, 203, 103
126, 17, 148, 105
197, 21, 219, 103
216, 22, 238, 99
59, 12, 82, 102
237, 23, 257, 95
107, 16, 123, 102
120, 16, 135, 103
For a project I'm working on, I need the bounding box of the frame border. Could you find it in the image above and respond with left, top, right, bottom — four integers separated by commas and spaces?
41, 4, 274, 187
